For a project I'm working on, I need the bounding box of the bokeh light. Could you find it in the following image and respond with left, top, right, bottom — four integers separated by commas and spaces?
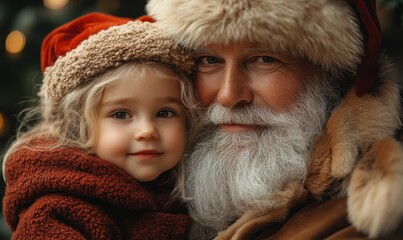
43, 0, 69, 10
5, 30, 26, 54
0, 112, 7, 137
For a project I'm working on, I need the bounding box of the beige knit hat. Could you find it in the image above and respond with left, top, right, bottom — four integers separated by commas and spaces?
39, 12, 195, 103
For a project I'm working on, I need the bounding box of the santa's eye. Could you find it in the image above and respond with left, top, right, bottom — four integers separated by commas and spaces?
198, 56, 220, 64
257, 56, 277, 63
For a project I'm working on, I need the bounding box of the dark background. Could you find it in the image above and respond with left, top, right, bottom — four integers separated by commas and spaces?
0, 0, 402, 239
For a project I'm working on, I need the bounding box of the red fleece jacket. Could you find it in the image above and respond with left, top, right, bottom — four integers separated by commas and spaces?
2, 138, 190, 239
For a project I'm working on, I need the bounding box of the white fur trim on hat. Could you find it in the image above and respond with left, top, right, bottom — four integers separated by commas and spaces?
147, 0, 363, 72
40, 20, 194, 103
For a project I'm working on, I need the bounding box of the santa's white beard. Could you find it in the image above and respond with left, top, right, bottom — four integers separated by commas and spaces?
184, 75, 340, 236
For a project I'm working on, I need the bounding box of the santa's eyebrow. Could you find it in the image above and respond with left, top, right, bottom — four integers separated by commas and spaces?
243, 47, 284, 55
194, 48, 214, 55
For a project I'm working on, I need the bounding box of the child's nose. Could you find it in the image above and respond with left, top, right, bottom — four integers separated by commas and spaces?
134, 120, 159, 141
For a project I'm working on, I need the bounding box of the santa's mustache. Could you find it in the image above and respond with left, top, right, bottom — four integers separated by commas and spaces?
207, 103, 298, 128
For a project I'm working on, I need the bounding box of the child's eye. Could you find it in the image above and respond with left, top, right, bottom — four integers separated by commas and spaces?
156, 110, 176, 118
112, 111, 131, 119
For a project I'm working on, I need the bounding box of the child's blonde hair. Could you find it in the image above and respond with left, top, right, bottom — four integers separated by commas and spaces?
3, 13, 199, 199
3, 61, 199, 182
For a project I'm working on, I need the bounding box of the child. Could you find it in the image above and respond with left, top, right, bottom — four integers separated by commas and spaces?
2, 12, 198, 240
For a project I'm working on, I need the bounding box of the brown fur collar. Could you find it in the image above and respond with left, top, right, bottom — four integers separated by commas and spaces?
306, 58, 402, 238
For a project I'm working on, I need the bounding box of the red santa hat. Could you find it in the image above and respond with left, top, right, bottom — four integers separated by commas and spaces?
40, 12, 194, 103
146, 0, 381, 96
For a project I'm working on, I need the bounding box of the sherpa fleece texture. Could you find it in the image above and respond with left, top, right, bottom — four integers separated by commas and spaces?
2, 138, 190, 240
40, 13, 194, 103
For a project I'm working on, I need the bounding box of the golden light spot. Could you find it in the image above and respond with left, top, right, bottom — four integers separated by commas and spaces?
0, 112, 6, 136
5, 31, 26, 54
43, 0, 69, 10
